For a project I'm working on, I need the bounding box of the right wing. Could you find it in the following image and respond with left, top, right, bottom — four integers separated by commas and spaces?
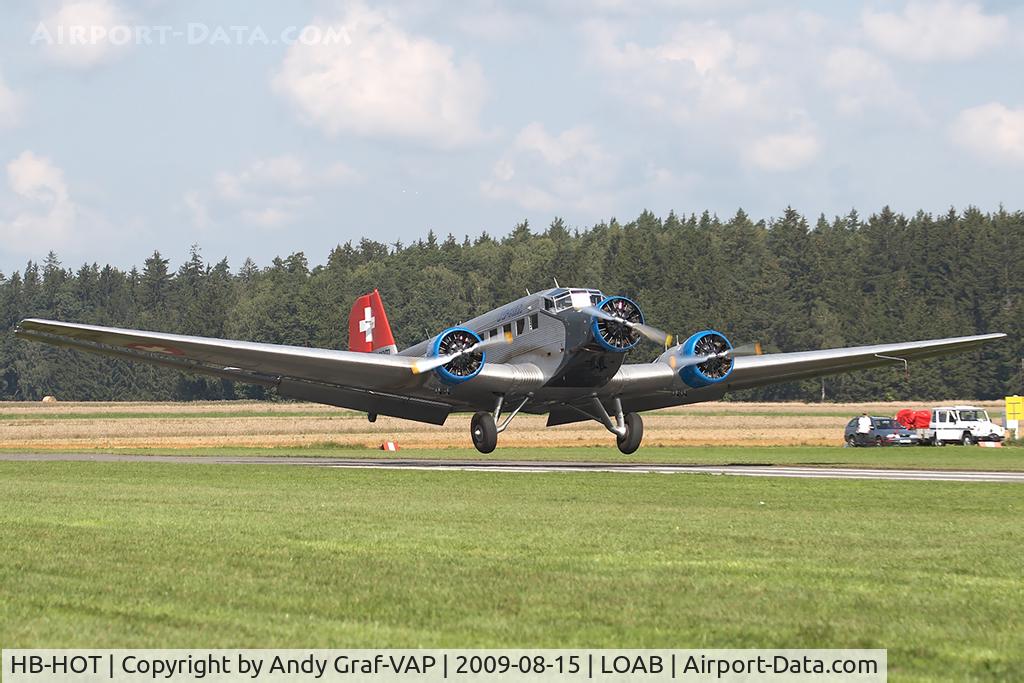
725, 333, 1006, 390
591, 332, 1006, 417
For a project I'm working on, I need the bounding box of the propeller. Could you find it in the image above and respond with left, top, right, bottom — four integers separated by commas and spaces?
411, 331, 513, 375
577, 305, 673, 347
667, 341, 763, 370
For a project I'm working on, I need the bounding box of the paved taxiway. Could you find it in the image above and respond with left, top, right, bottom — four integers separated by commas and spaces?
1, 453, 1022, 482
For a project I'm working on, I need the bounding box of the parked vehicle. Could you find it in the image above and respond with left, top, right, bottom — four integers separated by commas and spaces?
923, 406, 1004, 446
844, 417, 922, 447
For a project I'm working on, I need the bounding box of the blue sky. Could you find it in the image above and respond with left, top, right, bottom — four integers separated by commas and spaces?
1, 0, 1022, 273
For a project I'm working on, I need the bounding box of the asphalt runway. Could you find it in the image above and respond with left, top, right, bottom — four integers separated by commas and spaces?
1, 453, 1022, 482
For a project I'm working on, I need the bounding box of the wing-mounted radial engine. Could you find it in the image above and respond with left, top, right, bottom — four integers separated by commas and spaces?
412, 326, 513, 384
674, 330, 734, 387
414, 327, 486, 383
664, 331, 762, 388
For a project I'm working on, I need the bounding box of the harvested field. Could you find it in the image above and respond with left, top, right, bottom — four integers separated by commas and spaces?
0, 400, 1005, 450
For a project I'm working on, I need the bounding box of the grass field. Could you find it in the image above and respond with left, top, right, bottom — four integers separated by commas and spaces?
0, 461, 1021, 681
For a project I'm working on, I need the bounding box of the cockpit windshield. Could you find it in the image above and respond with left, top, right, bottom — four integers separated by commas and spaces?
549, 288, 603, 312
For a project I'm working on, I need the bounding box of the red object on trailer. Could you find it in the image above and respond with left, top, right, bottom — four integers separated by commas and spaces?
895, 409, 915, 428
914, 410, 931, 428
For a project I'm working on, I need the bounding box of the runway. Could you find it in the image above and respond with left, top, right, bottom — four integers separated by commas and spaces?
1, 453, 1022, 482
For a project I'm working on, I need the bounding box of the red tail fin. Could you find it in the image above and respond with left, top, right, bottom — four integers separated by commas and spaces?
348, 289, 397, 354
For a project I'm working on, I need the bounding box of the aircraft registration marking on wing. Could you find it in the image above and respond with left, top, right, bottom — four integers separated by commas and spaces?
126, 343, 184, 356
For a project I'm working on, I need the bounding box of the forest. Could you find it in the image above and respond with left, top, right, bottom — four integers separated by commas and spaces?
1, 206, 1020, 403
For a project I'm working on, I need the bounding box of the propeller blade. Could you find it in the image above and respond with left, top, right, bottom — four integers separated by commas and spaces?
666, 341, 762, 371
577, 306, 673, 347
667, 353, 714, 370
411, 331, 512, 374
728, 341, 763, 357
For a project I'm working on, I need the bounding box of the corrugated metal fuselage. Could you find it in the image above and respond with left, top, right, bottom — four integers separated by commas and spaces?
399, 288, 630, 404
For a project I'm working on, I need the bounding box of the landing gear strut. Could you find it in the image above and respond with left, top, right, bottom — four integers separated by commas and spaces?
470, 395, 530, 454
564, 397, 645, 454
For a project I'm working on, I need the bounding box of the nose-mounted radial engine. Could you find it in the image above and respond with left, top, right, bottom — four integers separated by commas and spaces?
591, 296, 644, 351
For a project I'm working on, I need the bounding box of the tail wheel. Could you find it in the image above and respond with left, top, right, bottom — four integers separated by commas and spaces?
471, 411, 497, 454
616, 412, 644, 455
962, 432, 974, 447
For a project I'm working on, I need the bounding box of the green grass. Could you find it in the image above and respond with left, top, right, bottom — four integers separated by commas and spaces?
9, 444, 1022, 471
0, 462, 1021, 681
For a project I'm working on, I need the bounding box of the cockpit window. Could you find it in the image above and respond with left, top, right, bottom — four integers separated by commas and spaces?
544, 298, 554, 311
554, 294, 573, 311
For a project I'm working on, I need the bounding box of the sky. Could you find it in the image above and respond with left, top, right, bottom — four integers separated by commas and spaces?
0, 0, 1022, 273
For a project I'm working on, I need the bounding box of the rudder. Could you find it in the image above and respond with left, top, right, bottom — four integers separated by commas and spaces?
348, 289, 397, 354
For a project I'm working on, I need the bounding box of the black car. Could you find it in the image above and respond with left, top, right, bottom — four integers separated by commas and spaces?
844, 417, 922, 447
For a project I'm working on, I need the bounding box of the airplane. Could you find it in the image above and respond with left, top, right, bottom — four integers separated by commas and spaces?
15, 286, 1005, 454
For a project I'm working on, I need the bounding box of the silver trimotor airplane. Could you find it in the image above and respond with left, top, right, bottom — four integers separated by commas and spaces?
16, 287, 1005, 453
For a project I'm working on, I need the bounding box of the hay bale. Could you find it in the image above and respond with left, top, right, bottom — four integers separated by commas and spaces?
41, 395, 58, 403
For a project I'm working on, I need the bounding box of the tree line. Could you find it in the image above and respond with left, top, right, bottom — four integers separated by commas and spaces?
1, 206, 1020, 403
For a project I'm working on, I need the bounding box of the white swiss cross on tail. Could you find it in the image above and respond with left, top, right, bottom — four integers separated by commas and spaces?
348, 289, 397, 354
359, 306, 375, 342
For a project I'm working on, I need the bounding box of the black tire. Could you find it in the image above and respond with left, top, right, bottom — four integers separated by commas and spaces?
962, 432, 974, 447
846, 434, 858, 448
875, 436, 883, 447
471, 411, 497, 454
616, 412, 644, 454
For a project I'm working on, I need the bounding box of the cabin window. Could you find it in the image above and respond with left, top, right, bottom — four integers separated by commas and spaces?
516, 319, 525, 335
489, 328, 498, 339
503, 323, 513, 336
530, 313, 539, 330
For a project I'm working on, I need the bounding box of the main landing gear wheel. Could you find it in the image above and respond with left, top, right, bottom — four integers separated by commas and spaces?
616, 412, 644, 455
471, 411, 497, 454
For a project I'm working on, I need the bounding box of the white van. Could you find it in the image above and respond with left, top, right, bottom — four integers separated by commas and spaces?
924, 406, 1005, 446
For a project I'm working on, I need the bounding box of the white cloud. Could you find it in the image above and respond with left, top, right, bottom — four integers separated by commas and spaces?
822, 47, 920, 118
36, 0, 133, 69
1, 151, 78, 251
951, 103, 1024, 164
0, 70, 23, 127
214, 156, 357, 202
187, 155, 358, 230
745, 131, 820, 172
582, 18, 762, 120
481, 123, 617, 213
272, 5, 487, 146
863, 1, 1008, 62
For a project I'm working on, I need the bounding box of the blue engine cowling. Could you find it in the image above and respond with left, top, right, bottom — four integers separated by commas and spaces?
431, 326, 485, 384
677, 330, 734, 388
591, 296, 644, 352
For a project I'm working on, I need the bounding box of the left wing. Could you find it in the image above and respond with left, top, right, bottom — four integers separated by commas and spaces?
15, 318, 517, 424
